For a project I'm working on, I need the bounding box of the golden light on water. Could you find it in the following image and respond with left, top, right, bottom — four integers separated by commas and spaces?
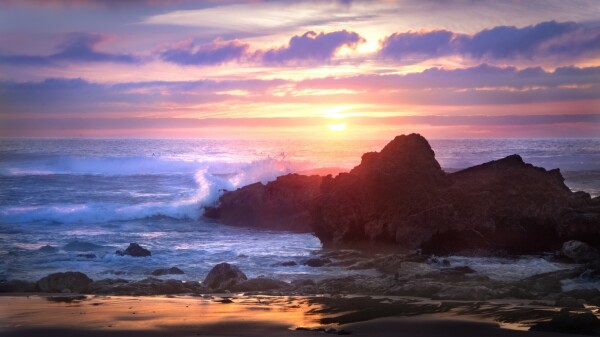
327, 123, 347, 132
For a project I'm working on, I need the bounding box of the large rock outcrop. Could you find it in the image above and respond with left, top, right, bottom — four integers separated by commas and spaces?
204, 133, 600, 255
204, 174, 322, 232
312, 134, 600, 254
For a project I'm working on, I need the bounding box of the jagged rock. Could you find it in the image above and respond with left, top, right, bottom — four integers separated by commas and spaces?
115, 243, 151, 257
232, 277, 290, 291
151, 267, 185, 276
303, 258, 331, 267
36, 271, 93, 293
311, 133, 600, 254
272, 261, 297, 267
205, 133, 600, 255
203, 263, 247, 290
86, 278, 206, 295
561, 240, 600, 263
38, 245, 58, 253
204, 174, 322, 232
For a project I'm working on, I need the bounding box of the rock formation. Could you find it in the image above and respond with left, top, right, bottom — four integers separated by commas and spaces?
116, 243, 151, 257
203, 262, 247, 290
205, 133, 600, 255
204, 174, 322, 232
36, 271, 93, 293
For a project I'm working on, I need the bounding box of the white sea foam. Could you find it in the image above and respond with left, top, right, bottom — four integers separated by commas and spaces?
0, 155, 310, 224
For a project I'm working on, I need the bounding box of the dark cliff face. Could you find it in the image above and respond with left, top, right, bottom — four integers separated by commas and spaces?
313, 134, 451, 245
310, 134, 598, 254
203, 173, 322, 232
205, 133, 600, 255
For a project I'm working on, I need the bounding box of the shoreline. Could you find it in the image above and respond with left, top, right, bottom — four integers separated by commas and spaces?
0, 293, 594, 337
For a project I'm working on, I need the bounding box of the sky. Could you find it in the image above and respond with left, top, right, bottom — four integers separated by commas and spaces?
0, 0, 599, 139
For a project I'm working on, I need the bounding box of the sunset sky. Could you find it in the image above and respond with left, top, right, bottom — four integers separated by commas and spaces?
1, 0, 599, 138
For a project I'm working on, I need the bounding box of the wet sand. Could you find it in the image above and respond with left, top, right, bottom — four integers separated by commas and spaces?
0, 294, 590, 337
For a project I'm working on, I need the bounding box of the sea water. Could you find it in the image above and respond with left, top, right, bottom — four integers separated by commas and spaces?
1, 138, 599, 284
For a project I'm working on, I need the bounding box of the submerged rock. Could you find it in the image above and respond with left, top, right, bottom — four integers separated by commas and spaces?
38, 245, 58, 253
303, 257, 331, 267
203, 174, 322, 232
151, 267, 185, 276
36, 271, 93, 293
116, 243, 151, 257
77, 253, 96, 259
203, 263, 247, 290
561, 240, 600, 263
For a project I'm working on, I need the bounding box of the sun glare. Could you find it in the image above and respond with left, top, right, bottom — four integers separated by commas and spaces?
327, 123, 347, 132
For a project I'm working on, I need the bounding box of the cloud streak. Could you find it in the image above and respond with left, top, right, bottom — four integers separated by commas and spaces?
0, 33, 138, 66
159, 30, 365, 66
380, 21, 600, 63
2, 64, 599, 116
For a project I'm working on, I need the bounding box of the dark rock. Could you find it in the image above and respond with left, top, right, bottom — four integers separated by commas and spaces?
561, 240, 600, 263
530, 311, 600, 335
38, 245, 58, 253
115, 243, 151, 257
151, 267, 185, 276
204, 173, 322, 232
564, 288, 600, 301
554, 296, 585, 309
77, 253, 96, 259
63, 241, 104, 252
85, 278, 206, 295
442, 266, 476, 274
84, 279, 130, 294
36, 272, 93, 293
232, 277, 290, 292
203, 263, 247, 290
515, 268, 584, 296
311, 133, 600, 254
204, 133, 600, 255
272, 261, 297, 267
304, 258, 331, 267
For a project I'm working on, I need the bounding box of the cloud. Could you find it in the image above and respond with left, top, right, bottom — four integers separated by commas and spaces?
380, 21, 600, 63
159, 30, 365, 66
0, 33, 138, 66
298, 64, 600, 91
159, 39, 250, 65
1, 65, 598, 116
259, 30, 364, 65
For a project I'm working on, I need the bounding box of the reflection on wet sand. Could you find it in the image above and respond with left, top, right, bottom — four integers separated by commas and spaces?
1, 294, 599, 336
0, 295, 321, 332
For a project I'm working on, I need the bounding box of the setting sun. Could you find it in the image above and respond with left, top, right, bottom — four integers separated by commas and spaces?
327, 123, 347, 132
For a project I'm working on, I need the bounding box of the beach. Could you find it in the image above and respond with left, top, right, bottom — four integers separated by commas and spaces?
1, 293, 592, 337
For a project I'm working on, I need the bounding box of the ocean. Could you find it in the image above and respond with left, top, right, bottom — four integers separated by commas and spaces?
1, 138, 600, 286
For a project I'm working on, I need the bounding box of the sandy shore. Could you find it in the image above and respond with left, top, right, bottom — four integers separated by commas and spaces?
0, 294, 591, 337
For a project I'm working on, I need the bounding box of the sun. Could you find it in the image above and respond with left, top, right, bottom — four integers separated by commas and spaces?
327, 123, 347, 132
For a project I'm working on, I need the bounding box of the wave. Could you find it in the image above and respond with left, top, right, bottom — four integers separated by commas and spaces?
0, 155, 314, 224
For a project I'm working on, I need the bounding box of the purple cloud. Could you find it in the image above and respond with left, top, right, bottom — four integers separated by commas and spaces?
0, 33, 138, 65
380, 21, 600, 63
259, 30, 364, 65
159, 39, 250, 65
158, 30, 365, 66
